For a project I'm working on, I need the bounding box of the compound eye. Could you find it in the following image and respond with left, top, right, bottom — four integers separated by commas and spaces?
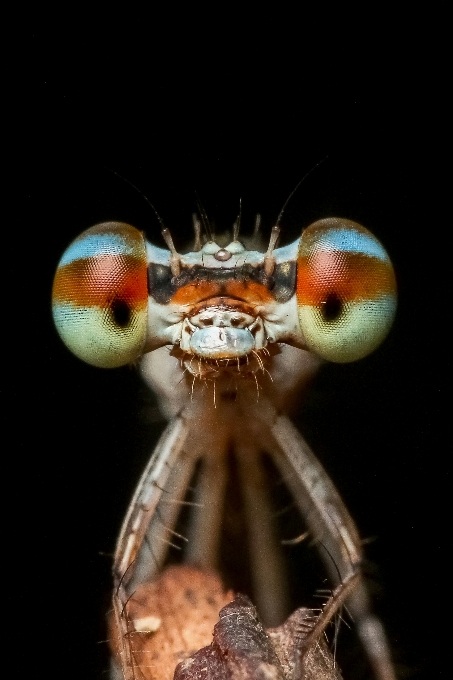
296, 218, 397, 362
52, 222, 148, 368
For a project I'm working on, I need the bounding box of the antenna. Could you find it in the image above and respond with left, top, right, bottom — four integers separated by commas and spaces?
275, 157, 328, 228
263, 225, 280, 276
102, 166, 166, 231
161, 228, 181, 277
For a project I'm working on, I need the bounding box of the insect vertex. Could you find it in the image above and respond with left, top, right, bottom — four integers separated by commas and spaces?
52, 210, 397, 680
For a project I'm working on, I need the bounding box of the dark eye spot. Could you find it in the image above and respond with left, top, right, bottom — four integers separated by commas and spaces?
321, 293, 343, 322
110, 298, 132, 327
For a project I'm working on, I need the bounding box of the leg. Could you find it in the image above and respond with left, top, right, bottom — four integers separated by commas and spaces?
235, 442, 290, 627
112, 415, 190, 680
184, 450, 229, 568
264, 412, 396, 680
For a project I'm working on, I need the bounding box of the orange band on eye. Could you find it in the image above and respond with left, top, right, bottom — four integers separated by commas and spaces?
52, 254, 148, 309
296, 251, 396, 306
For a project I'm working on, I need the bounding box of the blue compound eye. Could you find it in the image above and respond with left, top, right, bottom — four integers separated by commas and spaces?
52, 222, 149, 368
296, 218, 397, 362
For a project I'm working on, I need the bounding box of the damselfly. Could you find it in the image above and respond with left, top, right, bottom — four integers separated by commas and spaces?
52, 205, 397, 679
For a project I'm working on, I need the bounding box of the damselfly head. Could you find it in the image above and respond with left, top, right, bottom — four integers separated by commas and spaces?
52, 216, 396, 372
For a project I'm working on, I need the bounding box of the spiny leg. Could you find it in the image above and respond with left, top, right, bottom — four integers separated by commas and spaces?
131, 448, 200, 587
264, 411, 396, 680
112, 415, 191, 680
114, 416, 191, 584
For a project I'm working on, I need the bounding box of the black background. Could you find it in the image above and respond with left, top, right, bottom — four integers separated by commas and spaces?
8, 11, 443, 680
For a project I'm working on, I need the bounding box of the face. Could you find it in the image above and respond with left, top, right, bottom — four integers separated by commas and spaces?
52, 217, 396, 371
